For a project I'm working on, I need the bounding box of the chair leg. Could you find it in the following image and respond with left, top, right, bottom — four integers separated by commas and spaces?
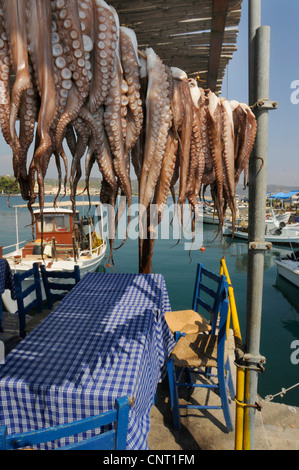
225, 358, 235, 399
218, 362, 233, 432
18, 308, 26, 339
167, 358, 181, 430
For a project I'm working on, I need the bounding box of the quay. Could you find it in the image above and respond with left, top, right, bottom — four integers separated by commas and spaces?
1, 308, 298, 451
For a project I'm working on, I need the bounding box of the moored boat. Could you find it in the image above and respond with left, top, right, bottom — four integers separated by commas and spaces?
2, 201, 107, 313
223, 221, 299, 246
274, 251, 299, 288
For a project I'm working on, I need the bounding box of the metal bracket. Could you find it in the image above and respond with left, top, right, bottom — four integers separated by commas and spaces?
252, 99, 278, 110
234, 350, 266, 373
249, 241, 272, 251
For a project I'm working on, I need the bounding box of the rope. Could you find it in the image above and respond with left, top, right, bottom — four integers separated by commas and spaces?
265, 382, 299, 402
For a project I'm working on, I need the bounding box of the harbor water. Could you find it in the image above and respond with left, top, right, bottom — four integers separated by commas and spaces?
0, 194, 298, 408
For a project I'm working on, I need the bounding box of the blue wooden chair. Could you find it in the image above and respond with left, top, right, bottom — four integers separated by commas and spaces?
0, 396, 129, 450
167, 289, 235, 431
14, 262, 43, 338
40, 264, 80, 309
165, 263, 228, 336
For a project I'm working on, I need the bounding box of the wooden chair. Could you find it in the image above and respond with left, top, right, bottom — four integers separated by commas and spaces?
0, 396, 130, 450
40, 264, 80, 309
14, 262, 43, 338
165, 263, 227, 336
167, 289, 235, 431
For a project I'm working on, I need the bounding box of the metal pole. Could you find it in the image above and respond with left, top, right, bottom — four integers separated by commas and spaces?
15, 207, 19, 251
248, 0, 261, 106
245, 20, 272, 449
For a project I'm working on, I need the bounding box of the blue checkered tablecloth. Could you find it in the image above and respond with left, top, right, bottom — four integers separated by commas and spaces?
0, 272, 175, 450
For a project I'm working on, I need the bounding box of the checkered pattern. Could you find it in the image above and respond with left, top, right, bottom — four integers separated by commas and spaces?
0, 273, 175, 450
0, 258, 16, 299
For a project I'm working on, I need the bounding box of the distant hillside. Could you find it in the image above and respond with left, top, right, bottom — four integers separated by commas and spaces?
2, 176, 297, 198
44, 179, 299, 197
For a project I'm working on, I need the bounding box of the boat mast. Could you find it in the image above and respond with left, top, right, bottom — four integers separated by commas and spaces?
15, 206, 19, 251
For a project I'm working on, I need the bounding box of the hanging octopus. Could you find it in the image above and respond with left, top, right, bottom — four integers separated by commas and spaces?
0, 0, 257, 274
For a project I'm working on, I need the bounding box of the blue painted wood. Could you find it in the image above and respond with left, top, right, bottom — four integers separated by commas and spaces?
40, 265, 80, 309
168, 266, 235, 432
14, 263, 43, 338
0, 396, 129, 450
192, 263, 226, 331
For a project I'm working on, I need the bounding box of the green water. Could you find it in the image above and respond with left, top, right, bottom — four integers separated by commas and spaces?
1, 194, 298, 407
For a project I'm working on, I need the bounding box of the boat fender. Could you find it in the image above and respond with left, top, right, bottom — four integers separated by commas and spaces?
44, 244, 52, 257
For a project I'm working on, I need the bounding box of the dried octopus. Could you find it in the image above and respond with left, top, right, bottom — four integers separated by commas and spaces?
0, 0, 257, 272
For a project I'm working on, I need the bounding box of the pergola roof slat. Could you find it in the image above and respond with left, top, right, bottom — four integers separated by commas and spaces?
108, 0, 243, 93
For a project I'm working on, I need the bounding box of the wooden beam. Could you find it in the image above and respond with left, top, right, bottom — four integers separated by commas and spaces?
207, 0, 229, 91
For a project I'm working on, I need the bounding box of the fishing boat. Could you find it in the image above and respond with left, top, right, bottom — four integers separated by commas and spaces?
2, 201, 107, 313
223, 208, 299, 246
223, 220, 299, 246
274, 251, 299, 288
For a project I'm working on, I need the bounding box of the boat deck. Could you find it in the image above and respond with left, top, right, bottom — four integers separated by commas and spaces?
1, 308, 298, 450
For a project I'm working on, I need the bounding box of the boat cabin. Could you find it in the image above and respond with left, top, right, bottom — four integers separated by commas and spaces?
22, 208, 78, 259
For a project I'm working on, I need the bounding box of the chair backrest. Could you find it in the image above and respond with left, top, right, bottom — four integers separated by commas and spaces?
192, 263, 228, 333
14, 262, 43, 338
40, 264, 80, 309
0, 396, 129, 450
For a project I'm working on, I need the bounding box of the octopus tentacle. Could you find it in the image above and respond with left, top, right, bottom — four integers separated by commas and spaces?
152, 129, 178, 226
0, 2, 12, 149
17, 84, 37, 199
130, 55, 147, 183
89, 0, 118, 113
221, 97, 236, 233
139, 48, 173, 213
119, 26, 143, 154
172, 75, 193, 207
69, 116, 91, 210
235, 102, 257, 187
207, 91, 224, 229
26, 0, 57, 212
186, 79, 205, 214
53, 0, 90, 154
4, 0, 31, 154
103, 51, 132, 209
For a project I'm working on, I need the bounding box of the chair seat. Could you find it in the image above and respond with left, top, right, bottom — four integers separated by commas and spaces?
165, 310, 211, 335
170, 332, 228, 369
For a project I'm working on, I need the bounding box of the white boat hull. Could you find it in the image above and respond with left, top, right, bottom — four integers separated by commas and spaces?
2, 242, 107, 314
223, 226, 299, 245
274, 259, 299, 288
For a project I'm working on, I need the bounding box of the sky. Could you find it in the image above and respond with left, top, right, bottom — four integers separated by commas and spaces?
221, 0, 299, 188
0, 0, 298, 189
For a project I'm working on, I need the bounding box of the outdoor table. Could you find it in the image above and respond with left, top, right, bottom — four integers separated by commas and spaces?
0, 258, 16, 333
0, 272, 176, 450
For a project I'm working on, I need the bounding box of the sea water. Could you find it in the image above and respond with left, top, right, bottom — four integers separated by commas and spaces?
0, 194, 298, 407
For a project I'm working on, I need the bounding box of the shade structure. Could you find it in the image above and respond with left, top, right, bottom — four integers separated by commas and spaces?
108, 0, 243, 94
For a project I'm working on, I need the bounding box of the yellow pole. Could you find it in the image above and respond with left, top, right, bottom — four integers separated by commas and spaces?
220, 257, 246, 450
220, 257, 242, 345
243, 369, 252, 449
235, 367, 246, 449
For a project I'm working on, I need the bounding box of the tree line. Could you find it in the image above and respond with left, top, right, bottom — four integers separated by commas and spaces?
0, 176, 20, 194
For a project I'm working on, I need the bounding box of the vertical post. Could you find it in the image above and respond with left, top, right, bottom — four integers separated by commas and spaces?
245, 2, 271, 449
248, 0, 261, 106
52, 237, 57, 262
15, 207, 19, 251
72, 236, 77, 263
